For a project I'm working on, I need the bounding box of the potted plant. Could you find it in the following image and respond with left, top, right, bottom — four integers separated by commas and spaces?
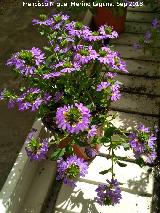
133, 18, 160, 57
92, 0, 128, 33
0, 12, 158, 206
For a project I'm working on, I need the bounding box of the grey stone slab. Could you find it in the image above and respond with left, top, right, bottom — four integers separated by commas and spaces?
124, 59, 160, 77
116, 75, 160, 96
109, 111, 158, 131
111, 93, 160, 115
115, 45, 159, 61
128, 5, 155, 12
125, 21, 151, 33
112, 33, 160, 47
127, 11, 156, 23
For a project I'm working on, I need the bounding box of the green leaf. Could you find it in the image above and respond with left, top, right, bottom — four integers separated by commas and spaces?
122, 142, 130, 151
51, 148, 65, 161
101, 126, 117, 144
117, 161, 127, 167
65, 145, 73, 155
99, 168, 112, 175
135, 157, 145, 168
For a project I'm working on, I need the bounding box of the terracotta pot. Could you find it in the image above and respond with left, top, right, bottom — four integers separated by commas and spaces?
42, 115, 103, 161
58, 136, 101, 161
93, 7, 127, 34
58, 127, 103, 161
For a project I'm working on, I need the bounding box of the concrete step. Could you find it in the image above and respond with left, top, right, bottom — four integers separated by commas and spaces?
111, 93, 159, 116
128, 5, 155, 12
109, 111, 158, 131
115, 45, 159, 61
124, 59, 160, 77
127, 11, 156, 23
125, 21, 151, 33
116, 75, 160, 96
112, 33, 160, 47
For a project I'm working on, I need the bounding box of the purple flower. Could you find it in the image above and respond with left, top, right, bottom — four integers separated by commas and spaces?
96, 81, 121, 102
54, 44, 70, 54
99, 25, 119, 39
98, 47, 128, 73
0, 89, 6, 100
98, 47, 112, 64
105, 72, 117, 79
56, 155, 88, 187
31, 98, 43, 111
56, 103, 91, 134
33, 13, 69, 29
128, 124, 157, 163
144, 31, 152, 43
145, 151, 157, 164
58, 61, 81, 74
43, 72, 61, 79
152, 18, 159, 28
95, 179, 122, 206
87, 125, 97, 138
32, 17, 53, 26
18, 102, 32, 111
111, 82, 121, 102
148, 134, 157, 149
74, 45, 98, 64
110, 53, 128, 73
138, 124, 150, 133
25, 136, 49, 161
83, 30, 105, 42
44, 92, 52, 104
7, 47, 45, 76
65, 21, 90, 38
96, 82, 110, 91
16, 88, 50, 112
128, 132, 145, 156
85, 146, 98, 158
8, 99, 15, 109
54, 92, 64, 103
133, 42, 141, 49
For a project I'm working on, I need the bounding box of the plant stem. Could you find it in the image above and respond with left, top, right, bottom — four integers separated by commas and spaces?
110, 139, 114, 179
111, 147, 114, 179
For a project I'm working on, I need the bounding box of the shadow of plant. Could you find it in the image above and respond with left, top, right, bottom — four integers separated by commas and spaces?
126, 170, 153, 197
55, 182, 100, 213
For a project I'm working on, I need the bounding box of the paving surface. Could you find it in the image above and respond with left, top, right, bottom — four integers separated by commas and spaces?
54, 6, 160, 213
0, 1, 53, 190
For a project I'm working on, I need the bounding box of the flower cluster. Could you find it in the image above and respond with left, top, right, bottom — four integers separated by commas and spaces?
128, 124, 157, 164
95, 179, 122, 206
7, 47, 45, 76
96, 81, 121, 102
133, 18, 160, 56
25, 130, 49, 161
56, 155, 88, 187
56, 103, 91, 134
98, 47, 128, 73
